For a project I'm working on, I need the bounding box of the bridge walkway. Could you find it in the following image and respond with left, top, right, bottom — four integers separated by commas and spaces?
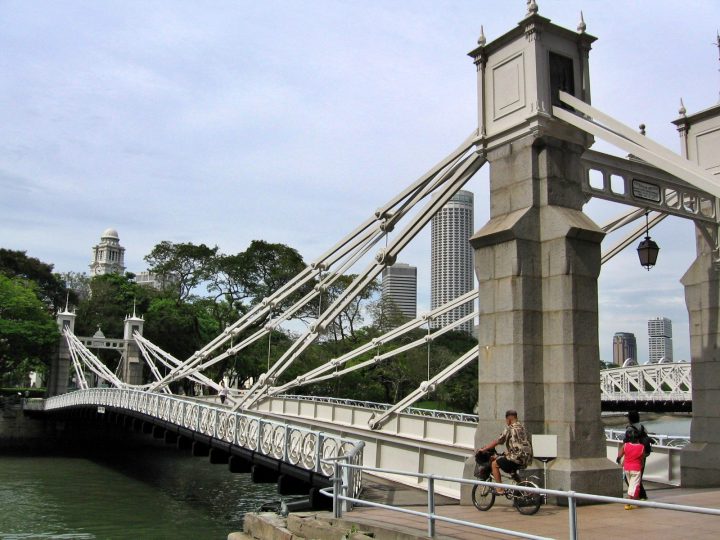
319, 481, 720, 539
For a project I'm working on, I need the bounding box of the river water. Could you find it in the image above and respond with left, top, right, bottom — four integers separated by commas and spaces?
602, 413, 691, 436
0, 441, 279, 539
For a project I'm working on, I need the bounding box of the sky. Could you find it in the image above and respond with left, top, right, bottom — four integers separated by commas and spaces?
1, 1, 718, 364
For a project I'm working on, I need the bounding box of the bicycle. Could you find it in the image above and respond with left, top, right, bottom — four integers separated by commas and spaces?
471, 469, 543, 515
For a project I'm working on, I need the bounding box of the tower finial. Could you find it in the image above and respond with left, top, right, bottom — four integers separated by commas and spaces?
132, 298, 137, 318
577, 11, 586, 34
679, 98, 687, 116
477, 25, 486, 46
64, 291, 70, 312
526, 0, 538, 16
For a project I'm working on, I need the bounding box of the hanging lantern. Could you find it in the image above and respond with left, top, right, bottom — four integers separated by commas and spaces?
637, 211, 660, 270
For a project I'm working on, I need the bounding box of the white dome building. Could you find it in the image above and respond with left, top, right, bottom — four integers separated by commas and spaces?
90, 228, 126, 276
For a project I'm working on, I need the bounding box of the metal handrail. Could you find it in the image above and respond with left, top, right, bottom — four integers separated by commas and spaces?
323, 462, 720, 540
275, 394, 481, 422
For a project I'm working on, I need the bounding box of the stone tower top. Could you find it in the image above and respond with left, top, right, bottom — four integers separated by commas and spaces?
468, 8, 596, 151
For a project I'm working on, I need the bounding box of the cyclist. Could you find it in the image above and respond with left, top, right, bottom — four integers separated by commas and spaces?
476, 409, 533, 492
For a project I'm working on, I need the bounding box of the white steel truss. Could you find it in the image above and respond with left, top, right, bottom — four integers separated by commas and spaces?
147, 133, 484, 396
600, 364, 691, 402
63, 88, 720, 429
557, 91, 720, 261
64, 329, 126, 389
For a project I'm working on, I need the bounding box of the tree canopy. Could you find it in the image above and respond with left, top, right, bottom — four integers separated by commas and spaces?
0, 275, 58, 384
0, 249, 76, 313
2, 239, 479, 414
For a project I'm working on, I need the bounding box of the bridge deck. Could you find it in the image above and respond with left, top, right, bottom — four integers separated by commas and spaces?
331, 482, 720, 539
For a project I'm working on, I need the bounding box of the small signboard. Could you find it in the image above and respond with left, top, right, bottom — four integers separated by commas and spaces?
532, 434, 557, 461
632, 179, 662, 203
97, 406, 106, 414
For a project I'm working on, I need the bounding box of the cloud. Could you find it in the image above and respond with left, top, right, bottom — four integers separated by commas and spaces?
0, 0, 714, 364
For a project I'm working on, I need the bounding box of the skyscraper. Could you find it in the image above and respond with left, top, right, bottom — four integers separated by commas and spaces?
612, 332, 637, 366
381, 262, 417, 320
430, 190, 474, 333
90, 228, 126, 277
648, 317, 673, 363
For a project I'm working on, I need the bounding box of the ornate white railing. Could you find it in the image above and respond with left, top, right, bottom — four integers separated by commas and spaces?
604, 428, 690, 449
600, 363, 691, 402
37, 389, 363, 481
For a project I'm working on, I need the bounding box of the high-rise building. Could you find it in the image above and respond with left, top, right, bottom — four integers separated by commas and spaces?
430, 190, 475, 333
648, 317, 673, 363
90, 228, 126, 277
381, 263, 417, 320
612, 332, 637, 366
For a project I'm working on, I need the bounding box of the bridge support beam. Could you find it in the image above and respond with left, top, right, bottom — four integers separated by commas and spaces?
470, 135, 617, 499
680, 238, 720, 486
675, 104, 720, 487
192, 441, 210, 457
176, 435, 192, 451
464, 11, 619, 501
49, 309, 76, 397
251, 464, 279, 483
277, 474, 310, 496
229, 455, 252, 473
209, 447, 229, 464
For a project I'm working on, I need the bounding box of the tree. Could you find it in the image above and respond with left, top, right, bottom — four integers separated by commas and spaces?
319, 275, 380, 343
75, 274, 156, 338
208, 240, 308, 317
59, 271, 92, 302
0, 248, 76, 313
0, 275, 58, 383
144, 241, 218, 304
143, 298, 206, 364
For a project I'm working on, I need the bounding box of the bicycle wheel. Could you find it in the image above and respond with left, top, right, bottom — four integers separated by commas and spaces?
471, 478, 495, 511
513, 480, 542, 515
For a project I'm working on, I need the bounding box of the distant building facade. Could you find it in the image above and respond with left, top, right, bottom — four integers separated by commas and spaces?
612, 332, 637, 366
381, 263, 417, 320
430, 190, 474, 333
135, 271, 176, 291
648, 317, 673, 363
90, 228, 126, 276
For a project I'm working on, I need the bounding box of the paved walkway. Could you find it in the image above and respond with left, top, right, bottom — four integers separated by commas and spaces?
341, 480, 720, 539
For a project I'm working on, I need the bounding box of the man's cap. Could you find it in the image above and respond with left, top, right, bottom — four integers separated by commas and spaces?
505, 409, 518, 418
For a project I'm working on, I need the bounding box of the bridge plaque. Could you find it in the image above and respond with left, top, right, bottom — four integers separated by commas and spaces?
632, 179, 662, 203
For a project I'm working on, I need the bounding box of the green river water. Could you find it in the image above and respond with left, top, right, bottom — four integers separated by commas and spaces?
0, 444, 278, 539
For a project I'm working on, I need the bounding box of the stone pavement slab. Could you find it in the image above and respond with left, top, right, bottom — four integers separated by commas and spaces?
341, 484, 720, 539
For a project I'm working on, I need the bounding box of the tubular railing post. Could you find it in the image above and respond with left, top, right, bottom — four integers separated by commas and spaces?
427, 476, 436, 538
283, 424, 289, 462
257, 420, 263, 452
315, 433, 324, 472
342, 457, 355, 513
568, 491, 578, 540
333, 460, 342, 518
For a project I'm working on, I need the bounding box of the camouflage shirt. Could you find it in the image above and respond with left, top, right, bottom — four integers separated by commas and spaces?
497, 420, 533, 467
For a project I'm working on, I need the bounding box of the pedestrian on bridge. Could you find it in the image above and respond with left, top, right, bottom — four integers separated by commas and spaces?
617, 428, 645, 510
623, 410, 651, 500
219, 381, 230, 405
